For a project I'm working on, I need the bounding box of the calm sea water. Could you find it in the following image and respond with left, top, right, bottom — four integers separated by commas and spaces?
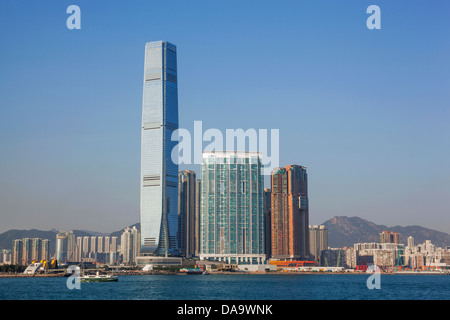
0, 274, 449, 300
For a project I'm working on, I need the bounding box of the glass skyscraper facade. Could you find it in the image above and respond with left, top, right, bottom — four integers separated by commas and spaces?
140, 41, 179, 256
199, 151, 266, 265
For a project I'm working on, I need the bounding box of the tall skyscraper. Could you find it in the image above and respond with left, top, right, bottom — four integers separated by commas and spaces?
271, 165, 310, 260
140, 41, 179, 256
178, 170, 197, 258
199, 151, 266, 265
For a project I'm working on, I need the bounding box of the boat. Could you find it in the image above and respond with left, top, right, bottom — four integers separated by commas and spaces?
179, 267, 208, 275
80, 271, 118, 282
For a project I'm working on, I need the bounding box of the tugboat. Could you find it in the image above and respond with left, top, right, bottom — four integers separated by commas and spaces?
80, 271, 118, 282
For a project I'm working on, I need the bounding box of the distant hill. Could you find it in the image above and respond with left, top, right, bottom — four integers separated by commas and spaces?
323, 216, 450, 248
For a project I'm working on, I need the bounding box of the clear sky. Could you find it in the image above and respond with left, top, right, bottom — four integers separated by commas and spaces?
0, 1, 449, 234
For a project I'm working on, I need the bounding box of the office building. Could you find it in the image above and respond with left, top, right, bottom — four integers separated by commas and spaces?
140, 41, 179, 256
271, 165, 310, 260
199, 151, 266, 265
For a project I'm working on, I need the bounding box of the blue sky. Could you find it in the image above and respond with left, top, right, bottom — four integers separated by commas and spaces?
0, 1, 449, 234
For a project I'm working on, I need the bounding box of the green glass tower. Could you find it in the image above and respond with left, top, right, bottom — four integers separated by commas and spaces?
199, 151, 266, 265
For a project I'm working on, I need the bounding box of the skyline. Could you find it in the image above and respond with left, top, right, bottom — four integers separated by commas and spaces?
0, 1, 449, 234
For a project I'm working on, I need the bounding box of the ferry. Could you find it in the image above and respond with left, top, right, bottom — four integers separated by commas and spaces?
179, 267, 208, 275
80, 271, 118, 282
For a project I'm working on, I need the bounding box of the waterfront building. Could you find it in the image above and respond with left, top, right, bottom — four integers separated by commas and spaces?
66, 231, 76, 262
90, 236, 97, 256
178, 170, 197, 258
110, 236, 118, 252
104, 236, 111, 253
139, 41, 179, 256
264, 188, 272, 259
30, 238, 42, 262
21, 238, 31, 265
11, 238, 51, 265
271, 165, 310, 260
121, 226, 140, 265
320, 248, 346, 268
0, 249, 12, 265
82, 236, 90, 258
199, 151, 266, 265
75, 237, 83, 262
12, 239, 22, 265
309, 225, 328, 262
195, 179, 202, 257
97, 236, 104, 253
55, 233, 68, 264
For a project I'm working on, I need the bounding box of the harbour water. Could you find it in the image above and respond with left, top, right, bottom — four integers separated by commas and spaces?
0, 274, 449, 300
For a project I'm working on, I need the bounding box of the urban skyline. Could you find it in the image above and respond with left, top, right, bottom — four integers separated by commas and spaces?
0, 1, 449, 237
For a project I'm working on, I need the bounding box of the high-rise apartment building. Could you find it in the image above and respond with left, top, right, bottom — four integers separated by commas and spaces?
271, 165, 310, 260
82, 236, 90, 258
12, 239, 22, 265
379, 231, 400, 244
121, 226, 140, 265
140, 41, 179, 256
178, 170, 197, 258
12, 238, 51, 265
199, 151, 266, 265
309, 225, 328, 262
195, 179, 202, 257
104, 236, 111, 253
264, 188, 272, 259
90, 236, 97, 255
76, 237, 83, 262
407, 236, 415, 249
55, 233, 68, 264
